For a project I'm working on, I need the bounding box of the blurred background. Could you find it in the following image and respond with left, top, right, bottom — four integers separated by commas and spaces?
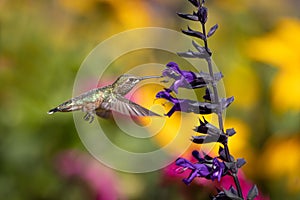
1, 0, 300, 199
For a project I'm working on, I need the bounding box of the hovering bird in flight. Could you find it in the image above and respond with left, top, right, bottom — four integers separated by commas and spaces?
48, 74, 162, 122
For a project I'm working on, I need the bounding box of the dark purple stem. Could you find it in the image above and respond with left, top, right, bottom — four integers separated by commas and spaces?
202, 23, 210, 55
233, 172, 243, 198
200, 6, 243, 198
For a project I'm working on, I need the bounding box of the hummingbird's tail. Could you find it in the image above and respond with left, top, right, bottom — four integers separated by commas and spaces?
48, 100, 80, 114
48, 107, 59, 114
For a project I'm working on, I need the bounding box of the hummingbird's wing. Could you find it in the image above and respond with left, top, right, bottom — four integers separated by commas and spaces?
98, 95, 161, 117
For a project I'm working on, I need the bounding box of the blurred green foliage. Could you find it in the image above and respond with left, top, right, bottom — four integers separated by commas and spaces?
0, 0, 299, 199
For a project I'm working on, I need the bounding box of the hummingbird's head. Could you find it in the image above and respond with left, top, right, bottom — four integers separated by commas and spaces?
119, 74, 141, 85
114, 74, 140, 90
113, 74, 162, 96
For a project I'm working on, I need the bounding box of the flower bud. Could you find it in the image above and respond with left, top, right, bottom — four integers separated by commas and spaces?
197, 6, 208, 24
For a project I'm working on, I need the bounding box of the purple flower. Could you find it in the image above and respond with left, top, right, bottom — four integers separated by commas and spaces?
155, 89, 233, 117
167, 62, 196, 80
163, 62, 203, 93
155, 90, 193, 117
162, 62, 223, 93
175, 151, 227, 185
155, 89, 215, 117
175, 158, 211, 185
211, 158, 225, 182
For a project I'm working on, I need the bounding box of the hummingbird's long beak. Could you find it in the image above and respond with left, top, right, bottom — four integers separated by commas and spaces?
139, 75, 163, 80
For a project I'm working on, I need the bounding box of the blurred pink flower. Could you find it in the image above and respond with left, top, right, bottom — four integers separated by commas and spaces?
55, 150, 124, 200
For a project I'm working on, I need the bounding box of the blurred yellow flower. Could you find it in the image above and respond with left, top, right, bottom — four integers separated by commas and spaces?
247, 18, 300, 112
215, 0, 288, 15
258, 135, 300, 193
225, 118, 250, 156
58, 0, 98, 14
224, 118, 255, 175
104, 0, 152, 28
224, 62, 260, 108
58, 0, 152, 28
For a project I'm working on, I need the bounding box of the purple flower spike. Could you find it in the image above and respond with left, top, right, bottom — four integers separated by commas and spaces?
162, 0, 252, 198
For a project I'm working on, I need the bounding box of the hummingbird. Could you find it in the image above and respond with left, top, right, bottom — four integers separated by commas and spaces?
48, 74, 162, 123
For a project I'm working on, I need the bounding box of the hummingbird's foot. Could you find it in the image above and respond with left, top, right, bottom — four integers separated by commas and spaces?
83, 112, 94, 123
